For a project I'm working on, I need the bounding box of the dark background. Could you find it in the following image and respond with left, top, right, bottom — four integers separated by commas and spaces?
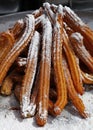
0, 0, 43, 14
0, 0, 93, 15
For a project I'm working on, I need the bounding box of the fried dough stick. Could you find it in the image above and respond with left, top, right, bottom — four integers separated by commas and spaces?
0, 15, 35, 85
63, 6, 93, 56
62, 52, 88, 118
72, 55, 93, 85
63, 30, 84, 95
44, 3, 67, 115
35, 15, 52, 126
15, 68, 40, 117
20, 31, 40, 118
70, 32, 93, 73
51, 4, 93, 56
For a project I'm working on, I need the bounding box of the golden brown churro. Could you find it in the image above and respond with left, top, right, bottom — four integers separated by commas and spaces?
35, 15, 52, 126
70, 32, 93, 72
44, 3, 67, 116
63, 6, 93, 56
63, 30, 84, 95
0, 31, 15, 63
20, 31, 40, 118
0, 15, 35, 85
62, 53, 88, 118
81, 71, 93, 84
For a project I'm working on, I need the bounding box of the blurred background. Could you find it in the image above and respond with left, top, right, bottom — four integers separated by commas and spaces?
0, 0, 93, 15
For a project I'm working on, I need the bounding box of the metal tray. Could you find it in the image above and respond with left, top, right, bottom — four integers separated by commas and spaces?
0, 11, 93, 130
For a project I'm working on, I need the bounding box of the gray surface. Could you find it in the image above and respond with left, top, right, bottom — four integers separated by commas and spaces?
0, 10, 93, 32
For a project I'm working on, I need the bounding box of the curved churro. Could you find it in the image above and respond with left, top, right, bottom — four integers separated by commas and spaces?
0, 14, 35, 85
35, 15, 52, 126
63, 30, 84, 95
81, 71, 93, 84
62, 53, 88, 118
52, 9, 67, 115
70, 32, 93, 72
63, 6, 93, 56
20, 31, 40, 118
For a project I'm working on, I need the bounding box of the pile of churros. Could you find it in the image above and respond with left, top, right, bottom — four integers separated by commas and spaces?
0, 2, 93, 126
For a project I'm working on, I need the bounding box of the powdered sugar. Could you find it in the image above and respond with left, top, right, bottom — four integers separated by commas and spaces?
64, 6, 85, 27
41, 15, 52, 63
17, 57, 27, 67
70, 32, 92, 62
27, 31, 40, 63
21, 98, 36, 117
53, 18, 63, 61
12, 14, 35, 51
21, 95, 31, 117
0, 14, 35, 85
18, 19, 24, 24
32, 7, 42, 17
0, 2, 93, 130
43, 2, 55, 24
38, 102, 48, 120
54, 106, 61, 113
57, 4, 63, 15
29, 103, 36, 116
1, 90, 93, 130
71, 32, 83, 43
84, 73, 93, 81
21, 31, 40, 117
